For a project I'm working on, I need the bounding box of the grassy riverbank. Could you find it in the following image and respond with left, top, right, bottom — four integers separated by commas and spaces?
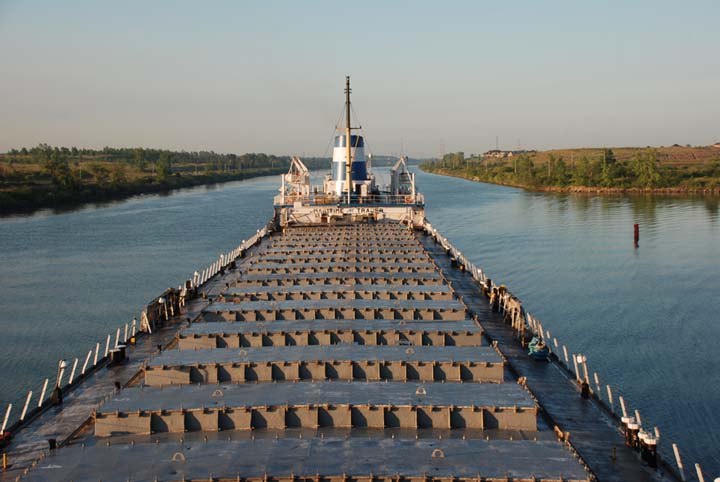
0, 145, 326, 215
422, 146, 720, 194
0, 168, 287, 215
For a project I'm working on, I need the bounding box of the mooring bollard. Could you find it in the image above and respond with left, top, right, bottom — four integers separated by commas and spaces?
624, 416, 640, 449
639, 430, 658, 468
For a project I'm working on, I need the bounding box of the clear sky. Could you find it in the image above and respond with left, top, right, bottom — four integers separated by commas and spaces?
1, 1, 719, 158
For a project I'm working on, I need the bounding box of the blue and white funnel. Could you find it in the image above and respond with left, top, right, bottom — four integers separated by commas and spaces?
331, 134, 367, 196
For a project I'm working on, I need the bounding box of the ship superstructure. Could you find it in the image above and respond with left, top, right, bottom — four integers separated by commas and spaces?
274, 77, 424, 228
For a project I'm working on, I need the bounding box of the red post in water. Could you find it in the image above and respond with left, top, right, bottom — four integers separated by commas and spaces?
634, 224, 639, 246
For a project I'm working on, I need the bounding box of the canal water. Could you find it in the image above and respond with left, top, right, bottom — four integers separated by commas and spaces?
0, 170, 718, 476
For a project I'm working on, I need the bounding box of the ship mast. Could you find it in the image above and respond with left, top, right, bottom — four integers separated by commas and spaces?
344, 76, 352, 204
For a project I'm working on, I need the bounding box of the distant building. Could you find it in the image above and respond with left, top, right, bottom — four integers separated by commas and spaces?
712, 142, 720, 148
482, 149, 536, 159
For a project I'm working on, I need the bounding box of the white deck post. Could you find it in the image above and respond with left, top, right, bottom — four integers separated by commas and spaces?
20, 391, 33, 421
68, 358, 79, 385
619, 396, 628, 418
672, 443, 685, 481
82, 350, 92, 375
572, 354, 580, 381
38, 378, 49, 408
593, 372, 601, 394
1, 404, 11, 434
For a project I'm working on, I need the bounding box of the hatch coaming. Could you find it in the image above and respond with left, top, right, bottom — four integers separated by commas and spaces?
11, 222, 593, 482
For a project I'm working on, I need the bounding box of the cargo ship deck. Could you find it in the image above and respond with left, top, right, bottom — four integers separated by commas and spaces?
1, 222, 681, 482
0, 77, 686, 482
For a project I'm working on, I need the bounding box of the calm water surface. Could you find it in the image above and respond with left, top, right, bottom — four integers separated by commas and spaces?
0, 170, 718, 475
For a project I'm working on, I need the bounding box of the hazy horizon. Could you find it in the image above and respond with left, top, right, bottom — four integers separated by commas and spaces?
2, 1, 719, 158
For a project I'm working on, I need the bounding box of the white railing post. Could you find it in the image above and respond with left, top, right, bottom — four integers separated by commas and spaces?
104, 334, 111, 357
82, 350, 92, 375
20, 391, 33, 421
68, 358, 79, 384
593, 372, 601, 394
1, 404, 11, 434
672, 443, 686, 481
38, 378, 49, 408
606, 385, 614, 413
619, 396, 628, 418
572, 354, 580, 381
93, 342, 100, 366
581, 357, 590, 384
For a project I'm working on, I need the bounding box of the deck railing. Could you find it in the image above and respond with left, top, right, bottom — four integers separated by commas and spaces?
422, 220, 700, 482
274, 192, 425, 206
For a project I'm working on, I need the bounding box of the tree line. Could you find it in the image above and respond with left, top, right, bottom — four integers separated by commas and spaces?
2, 144, 330, 188
423, 149, 720, 190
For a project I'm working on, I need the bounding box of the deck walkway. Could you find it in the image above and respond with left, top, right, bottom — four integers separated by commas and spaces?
0, 299, 206, 481
419, 231, 679, 482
